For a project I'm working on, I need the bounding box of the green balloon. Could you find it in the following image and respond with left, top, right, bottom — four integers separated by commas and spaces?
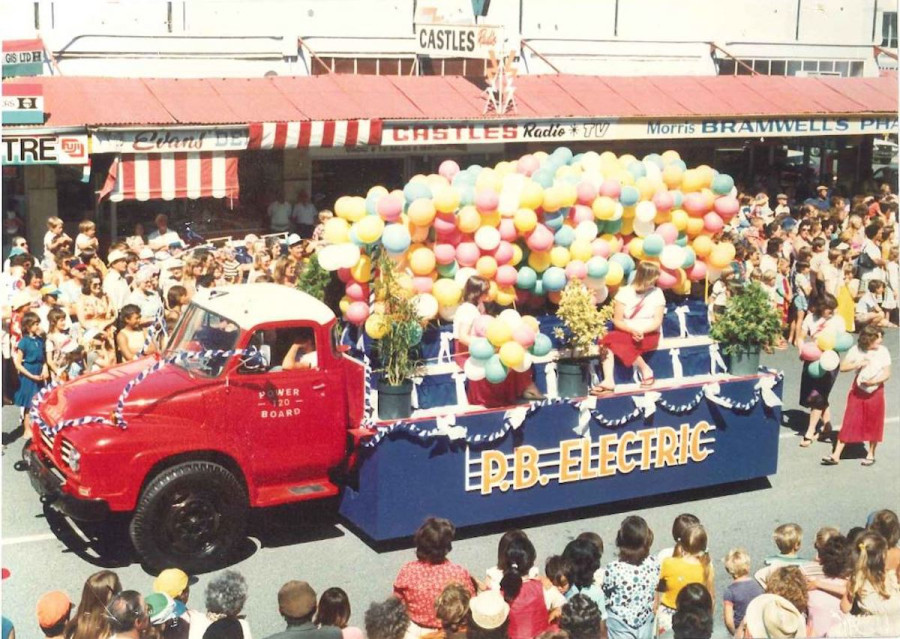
834, 331, 854, 353
808, 361, 825, 378
485, 354, 509, 384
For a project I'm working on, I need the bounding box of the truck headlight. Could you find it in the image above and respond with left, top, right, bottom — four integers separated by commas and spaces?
61, 440, 80, 473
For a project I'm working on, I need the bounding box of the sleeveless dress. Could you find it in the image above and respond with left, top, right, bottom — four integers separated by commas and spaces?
506, 580, 550, 639
14, 335, 45, 408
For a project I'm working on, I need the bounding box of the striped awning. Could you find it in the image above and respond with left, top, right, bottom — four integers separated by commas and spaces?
247, 119, 383, 150
98, 152, 239, 202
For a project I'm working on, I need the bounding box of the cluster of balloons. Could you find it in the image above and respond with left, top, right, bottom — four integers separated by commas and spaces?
800, 327, 855, 377
462, 309, 553, 383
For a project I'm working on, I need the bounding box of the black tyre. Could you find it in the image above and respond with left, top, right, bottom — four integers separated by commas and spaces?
129, 461, 248, 573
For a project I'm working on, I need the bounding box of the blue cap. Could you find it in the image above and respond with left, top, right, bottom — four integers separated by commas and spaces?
782, 218, 798, 231
8, 247, 25, 258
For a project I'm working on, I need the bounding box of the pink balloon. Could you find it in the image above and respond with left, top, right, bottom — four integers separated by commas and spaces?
517, 154, 540, 176
436, 228, 463, 246
433, 212, 457, 235
656, 222, 678, 244
571, 205, 594, 225
346, 281, 369, 301
434, 243, 456, 265
337, 267, 352, 283
576, 181, 598, 205
346, 301, 370, 325
653, 190, 674, 212
499, 218, 518, 242
565, 260, 588, 280
657, 267, 678, 289
493, 241, 514, 265
801, 342, 823, 362
475, 189, 499, 212
703, 212, 725, 234
714, 195, 740, 220
599, 179, 621, 199
496, 264, 518, 286
439, 159, 460, 180
687, 261, 707, 282
592, 238, 611, 258
473, 314, 491, 337
525, 224, 554, 252
683, 193, 709, 216
412, 276, 434, 294
456, 242, 481, 267
512, 324, 536, 348
377, 195, 403, 221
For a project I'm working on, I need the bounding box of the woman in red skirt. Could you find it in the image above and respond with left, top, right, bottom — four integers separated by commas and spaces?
591, 261, 666, 395
822, 325, 892, 466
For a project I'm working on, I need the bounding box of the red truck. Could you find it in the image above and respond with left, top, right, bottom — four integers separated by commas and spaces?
25, 284, 367, 572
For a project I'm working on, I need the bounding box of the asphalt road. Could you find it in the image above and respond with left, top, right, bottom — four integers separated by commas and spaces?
2, 334, 899, 637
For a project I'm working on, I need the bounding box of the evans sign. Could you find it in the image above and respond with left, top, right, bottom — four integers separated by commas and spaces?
93, 128, 249, 154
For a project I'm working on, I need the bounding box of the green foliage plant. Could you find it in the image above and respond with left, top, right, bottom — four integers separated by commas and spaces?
709, 281, 783, 355
371, 249, 424, 387
553, 281, 615, 358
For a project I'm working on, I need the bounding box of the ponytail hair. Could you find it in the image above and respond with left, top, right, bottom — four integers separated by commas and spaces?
680, 524, 712, 588
499, 535, 536, 604
849, 531, 889, 602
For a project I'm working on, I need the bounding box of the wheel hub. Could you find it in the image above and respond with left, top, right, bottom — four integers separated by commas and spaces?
163, 490, 221, 555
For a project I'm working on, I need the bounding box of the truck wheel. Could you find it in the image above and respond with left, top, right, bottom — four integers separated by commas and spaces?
129, 461, 248, 573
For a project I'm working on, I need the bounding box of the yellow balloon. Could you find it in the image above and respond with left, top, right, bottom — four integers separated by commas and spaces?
558, 182, 578, 208
368, 185, 390, 198
339, 296, 351, 313
520, 182, 544, 210
323, 217, 350, 244
395, 273, 415, 297
592, 196, 616, 221
495, 285, 517, 307
618, 154, 638, 168
433, 278, 462, 307
600, 234, 621, 254
475, 168, 502, 193
692, 235, 713, 258
542, 186, 564, 213
671, 209, 689, 231
458, 205, 482, 233
605, 261, 624, 287
681, 169, 705, 193
351, 254, 372, 282
662, 165, 683, 189
635, 177, 656, 201
522, 315, 540, 332
409, 247, 436, 276
620, 218, 634, 237
816, 331, 837, 352
615, 170, 636, 186
510, 243, 524, 266
481, 211, 501, 228
654, 210, 672, 225
550, 246, 571, 268
408, 198, 436, 227
629, 238, 645, 259
486, 318, 513, 347
696, 165, 715, 189
476, 255, 498, 279
365, 313, 389, 339
514, 208, 538, 233
487, 280, 498, 302
433, 186, 461, 214
569, 238, 592, 262
701, 188, 716, 210
499, 341, 526, 368
410, 224, 430, 243
356, 215, 384, 244
533, 151, 550, 165
661, 150, 681, 164
685, 217, 705, 238
334, 196, 352, 220
708, 245, 733, 269
528, 250, 552, 273
622, 205, 636, 220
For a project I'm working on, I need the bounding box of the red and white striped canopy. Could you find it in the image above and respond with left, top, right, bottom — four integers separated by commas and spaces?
99, 152, 239, 202
247, 120, 383, 150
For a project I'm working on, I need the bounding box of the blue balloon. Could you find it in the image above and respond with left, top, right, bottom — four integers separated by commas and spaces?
605, 219, 623, 234
675, 232, 689, 247
642, 153, 664, 169
544, 210, 565, 232
532, 169, 554, 188
682, 247, 696, 268
671, 159, 687, 171
642, 234, 664, 257
467, 164, 483, 174
808, 361, 825, 378
834, 332, 854, 353
542, 266, 568, 292
470, 337, 496, 360
349, 226, 365, 248
531, 332, 553, 357
712, 173, 734, 195
619, 185, 640, 207
485, 354, 509, 384
365, 193, 380, 216
437, 261, 458, 278
586, 256, 609, 279
572, 153, 585, 164
554, 225, 576, 248
382, 224, 411, 253
403, 181, 432, 203
516, 266, 538, 290
627, 161, 646, 180
551, 146, 574, 164
670, 189, 684, 208
458, 184, 475, 207
532, 281, 545, 297
610, 252, 635, 275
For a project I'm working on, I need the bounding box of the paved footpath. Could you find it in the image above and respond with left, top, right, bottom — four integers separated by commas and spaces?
2, 333, 898, 636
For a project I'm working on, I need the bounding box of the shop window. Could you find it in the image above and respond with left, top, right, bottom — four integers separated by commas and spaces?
818, 60, 834, 73
753, 59, 770, 74
737, 60, 753, 75
717, 58, 736, 75
850, 61, 864, 76
882, 11, 898, 48
786, 60, 802, 75
334, 58, 355, 73
802, 60, 817, 72
399, 58, 415, 75
835, 60, 849, 76
770, 60, 786, 76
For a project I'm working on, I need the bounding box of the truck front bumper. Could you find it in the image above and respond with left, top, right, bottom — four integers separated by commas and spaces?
23, 447, 110, 522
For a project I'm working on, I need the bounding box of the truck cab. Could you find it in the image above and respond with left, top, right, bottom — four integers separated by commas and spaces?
25, 284, 365, 571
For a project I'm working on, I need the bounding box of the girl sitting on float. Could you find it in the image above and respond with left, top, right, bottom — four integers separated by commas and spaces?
590, 261, 666, 396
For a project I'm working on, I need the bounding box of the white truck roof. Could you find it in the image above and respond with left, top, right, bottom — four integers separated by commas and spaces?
192, 283, 336, 330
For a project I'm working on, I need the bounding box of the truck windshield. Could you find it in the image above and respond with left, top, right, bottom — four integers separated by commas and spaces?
166, 304, 241, 377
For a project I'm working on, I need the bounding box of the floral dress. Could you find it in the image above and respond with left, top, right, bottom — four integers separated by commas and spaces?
601, 556, 660, 629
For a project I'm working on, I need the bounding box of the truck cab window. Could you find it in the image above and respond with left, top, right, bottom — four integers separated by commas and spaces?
243, 327, 318, 374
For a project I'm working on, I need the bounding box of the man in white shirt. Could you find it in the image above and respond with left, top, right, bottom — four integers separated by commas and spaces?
291, 189, 318, 238
857, 223, 885, 285
267, 192, 293, 233
103, 250, 131, 313
147, 214, 183, 250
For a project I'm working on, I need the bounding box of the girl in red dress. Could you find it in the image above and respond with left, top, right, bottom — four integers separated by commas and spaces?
591, 261, 665, 395
822, 326, 892, 466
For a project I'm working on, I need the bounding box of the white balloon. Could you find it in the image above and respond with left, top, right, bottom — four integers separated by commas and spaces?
317, 245, 343, 271
511, 351, 533, 373
412, 293, 438, 320
336, 244, 362, 269
454, 266, 478, 289
584, 277, 609, 303
499, 308, 522, 330
820, 350, 840, 372
706, 267, 722, 282
635, 201, 657, 223
464, 357, 487, 381
642, 161, 662, 183
574, 220, 599, 241
633, 218, 655, 238
438, 304, 458, 321
660, 245, 686, 270
474, 226, 501, 252
610, 203, 624, 221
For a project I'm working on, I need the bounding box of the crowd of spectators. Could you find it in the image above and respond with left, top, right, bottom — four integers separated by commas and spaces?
4, 510, 899, 639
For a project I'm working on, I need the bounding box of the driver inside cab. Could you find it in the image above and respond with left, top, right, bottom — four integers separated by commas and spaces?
281, 328, 317, 370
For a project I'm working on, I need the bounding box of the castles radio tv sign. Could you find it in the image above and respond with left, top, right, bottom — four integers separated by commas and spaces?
415, 23, 503, 59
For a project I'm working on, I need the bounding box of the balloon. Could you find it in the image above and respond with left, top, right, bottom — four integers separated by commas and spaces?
493, 241, 514, 265
653, 190, 675, 212
656, 222, 678, 244
526, 225, 554, 252
499, 341, 526, 369
486, 318, 513, 347
514, 208, 538, 233
709, 244, 734, 270
657, 267, 679, 289
356, 215, 385, 244
323, 217, 350, 244
660, 245, 686, 270
484, 354, 509, 384
711, 173, 734, 195
643, 234, 664, 256
317, 244, 343, 271
683, 192, 708, 215
544, 210, 565, 232
528, 250, 551, 273
464, 357, 487, 381
407, 198, 437, 227
635, 201, 657, 223
605, 261, 625, 286
628, 238, 645, 259
592, 196, 617, 221
470, 336, 496, 361
457, 205, 481, 234
346, 301, 369, 325
409, 247, 436, 276
820, 350, 840, 372
599, 178, 621, 199
474, 226, 501, 251
495, 284, 517, 306
531, 332, 553, 357
693, 235, 713, 258
834, 331, 854, 353
542, 266, 568, 292
412, 293, 438, 320
345, 281, 368, 301
619, 185, 640, 206
550, 246, 571, 268
686, 260, 707, 282
671, 209, 689, 231
714, 195, 740, 219
433, 186, 461, 214
365, 313, 390, 340
576, 181, 598, 205
350, 254, 372, 282
439, 159, 460, 181
496, 264, 518, 287
801, 342, 823, 362
512, 324, 536, 349
377, 194, 403, 222
433, 212, 457, 235
517, 154, 540, 176
517, 266, 538, 290
703, 212, 725, 234
565, 260, 588, 280
475, 188, 499, 212
382, 224, 411, 254
554, 225, 575, 248
633, 218, 655, 238
456, 242, 480, 267
542, 186, 564, 212
816, 330, 837, 352
808, 360, 825, 379
434, 243, 456, 265
586, 256, 609, 279
432, 278, 462, 308
476, 255, 498, 279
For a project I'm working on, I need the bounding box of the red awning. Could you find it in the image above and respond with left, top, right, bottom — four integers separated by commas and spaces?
247, 119, 383, 149
99, 152, 239, 203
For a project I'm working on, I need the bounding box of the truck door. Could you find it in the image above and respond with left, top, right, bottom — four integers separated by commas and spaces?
226, 325, 345, 491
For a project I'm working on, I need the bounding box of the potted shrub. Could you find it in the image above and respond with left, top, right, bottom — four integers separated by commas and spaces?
709, 280, 783, 375
371, 249, 424, 419
553, 281, 615, 397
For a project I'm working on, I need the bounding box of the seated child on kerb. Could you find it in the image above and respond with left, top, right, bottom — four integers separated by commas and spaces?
754, 523, 811, 587
723, 548, 763, 635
